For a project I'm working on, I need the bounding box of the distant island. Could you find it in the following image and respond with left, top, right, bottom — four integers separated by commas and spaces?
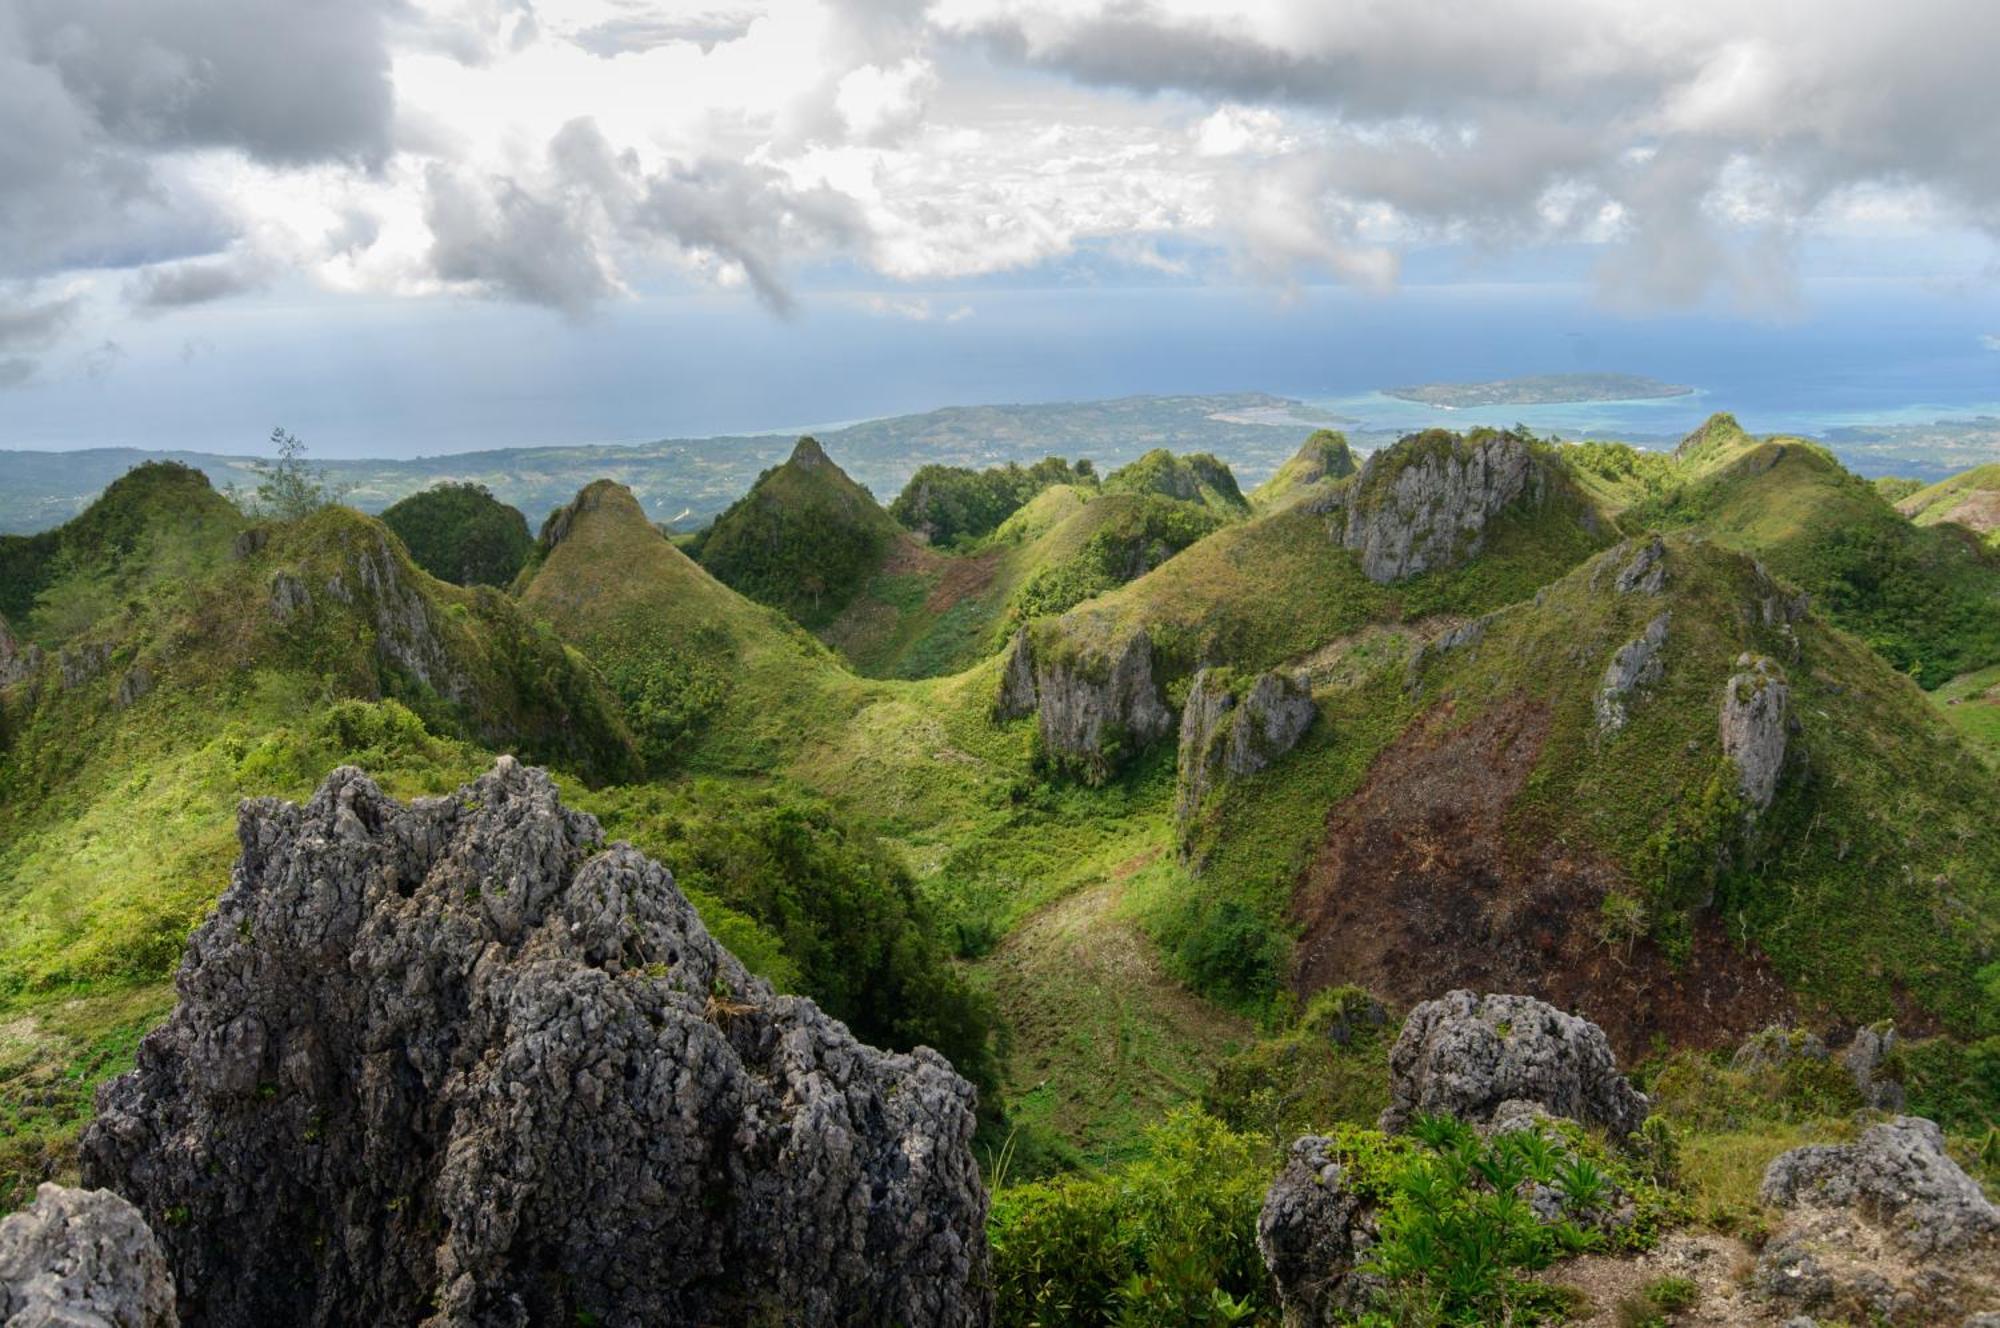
1386, 373, 1695, 409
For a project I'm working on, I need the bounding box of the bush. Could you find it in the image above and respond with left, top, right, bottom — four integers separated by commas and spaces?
990, 1107, 1274, 1328
892, 457, 1094, 547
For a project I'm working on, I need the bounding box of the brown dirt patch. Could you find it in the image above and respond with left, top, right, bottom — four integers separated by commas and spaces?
1549, 1231, 1765, 1326
1291, 697, 1794, 1063
923, 545, 1002, 614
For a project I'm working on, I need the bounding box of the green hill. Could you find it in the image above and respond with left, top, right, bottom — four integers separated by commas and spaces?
379, 481, 533, 587
1570, 414, 2000, 687
1178, 534, 2000, 1053
690, 435, 903, 628
1250, 429, 1359, 509
1102, 448, 1251, 513
1897, 462, 2000, 545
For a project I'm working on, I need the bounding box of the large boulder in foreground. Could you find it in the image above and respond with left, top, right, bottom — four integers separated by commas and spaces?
1378, 990, 1648, 1137
81, 759, 991, 1328
0, 1183, 177, 1327
1756, 1116, 1999, 1323
1256, 1137, 1379, 1327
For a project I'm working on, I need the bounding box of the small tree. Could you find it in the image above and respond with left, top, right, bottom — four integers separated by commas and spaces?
254, 427, 335, 521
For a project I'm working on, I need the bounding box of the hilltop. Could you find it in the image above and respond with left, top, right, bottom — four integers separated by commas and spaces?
1898, 462, 2000, 545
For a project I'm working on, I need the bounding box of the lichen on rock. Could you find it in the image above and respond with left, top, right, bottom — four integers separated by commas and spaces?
81, 758, 992, 1328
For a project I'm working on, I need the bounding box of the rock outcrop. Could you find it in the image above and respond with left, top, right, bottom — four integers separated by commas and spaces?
1757, 1116, 1999, 1322
1731, 1025, 1828, 1074
0, 1183, 178, 1327
0, 614, 43, 689
1175, 668, 1316, 827
1612, 535, 1668, 594
1378, 990, 1648, 1137
1338, 431, 1551, 583
1257, 1137, 1379, 1327
82, 759, 991, 1328
1594, 611, 1670, 733
995, 627, 1173, 783
1720, 653, 1790, 810
1841, 1024, 1907, 1111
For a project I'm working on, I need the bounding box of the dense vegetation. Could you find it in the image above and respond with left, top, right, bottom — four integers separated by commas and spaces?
379, 481, 533, 587
892, 456, 1097, 547
7, 419, 2000, 1324
692, 436, 903, 627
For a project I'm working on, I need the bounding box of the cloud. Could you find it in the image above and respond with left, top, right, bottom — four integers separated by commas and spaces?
0, 291, 82, 351
127, 257, 269, 311
1982, 334, 2000, 352
0, 358, 36, 389
569, 9, 758, 57
940, 0, 2000, 308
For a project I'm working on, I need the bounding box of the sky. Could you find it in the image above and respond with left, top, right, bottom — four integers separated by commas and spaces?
5, 0, 2000, 455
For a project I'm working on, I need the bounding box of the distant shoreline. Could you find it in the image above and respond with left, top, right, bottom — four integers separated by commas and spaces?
1385, 373, 1696, 409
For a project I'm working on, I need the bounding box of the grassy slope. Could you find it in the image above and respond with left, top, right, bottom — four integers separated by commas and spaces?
1249, 430, 1359, 511
1619, 417, 2000, 687
1897, 461, 2000, 543
1190, 534, 2000, 1038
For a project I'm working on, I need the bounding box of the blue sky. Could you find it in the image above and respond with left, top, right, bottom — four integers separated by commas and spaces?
5, 1, 2000, 455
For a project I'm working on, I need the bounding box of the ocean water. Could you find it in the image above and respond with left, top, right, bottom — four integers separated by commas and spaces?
4, 277, 1998, 459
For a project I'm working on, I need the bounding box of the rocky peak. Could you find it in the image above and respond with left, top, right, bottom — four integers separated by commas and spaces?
82, 758, 991, 1328
789, 434, 830, 469
1337, 430, 1557, 583
537, 478, 641, 551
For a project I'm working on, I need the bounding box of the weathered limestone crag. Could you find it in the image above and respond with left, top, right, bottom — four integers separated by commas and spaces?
1257, 1137, 1379, 1327
1379, 990, 1649, 1137
996, 626, 1173, 783
1339, 432, 1551, 583
1595, 611, 1671, 733
1175, 668, 1316, 827
1721, 653, 1790, 811
82, 758, 991, 1328
0, 1183, 178, 1328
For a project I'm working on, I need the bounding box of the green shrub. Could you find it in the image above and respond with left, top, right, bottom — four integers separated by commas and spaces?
989, 1107, 1274, 1328
891, 457, 1094, 547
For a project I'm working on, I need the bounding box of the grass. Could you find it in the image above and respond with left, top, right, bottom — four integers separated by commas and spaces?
1933, 662, 2000, 762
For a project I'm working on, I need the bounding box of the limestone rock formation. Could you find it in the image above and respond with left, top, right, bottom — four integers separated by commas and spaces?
82, 759, 991, 1328
57, 642, 110, 691
1720, 653, 1790, 810
1612, 535, 1668, 594
995, 627, 1173, 784
1595, 611, 1671, 733
1339, 431, 1549, 583
0, 1183, 178, 1328
1757, 1117, 1999, 1322
1175, 668, 1316, 827
1256, 1136, 1379, 1327
1841, 1025, 1907, 1112
1378, 990, 1649, 1137
1731, 1025, 1829, 1074
0, 614, 43, 690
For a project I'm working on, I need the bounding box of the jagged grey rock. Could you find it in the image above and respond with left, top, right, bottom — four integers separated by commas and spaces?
1842, 1025, 1907, 1112
81, 759, 991, 1328
1613, 535, 1668, 594
114, 665, 153, 710
1339, 432, 1548, 583
1721, 654, 1790, 810
1755, 1115, 2000, 1320
1175, 668, 1316, 827
1257, 1137, 1379, 1327
1379, 990, 1648, 1137
995, 627, 1172, 783
0, 1183, 178, 1328
1595, 611, 1671, 733
1761, 1117, 1998, 1260
267, 571, 310, 621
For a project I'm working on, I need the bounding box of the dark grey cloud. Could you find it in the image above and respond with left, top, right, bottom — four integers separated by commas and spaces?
127, 258, 269, 311
0, 293, 82, 352
0, 358, 36, 389
423, 117, 866, 316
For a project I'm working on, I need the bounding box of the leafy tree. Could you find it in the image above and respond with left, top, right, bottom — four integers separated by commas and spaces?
892, 457, 1097, 547
252, 427, 338, 521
